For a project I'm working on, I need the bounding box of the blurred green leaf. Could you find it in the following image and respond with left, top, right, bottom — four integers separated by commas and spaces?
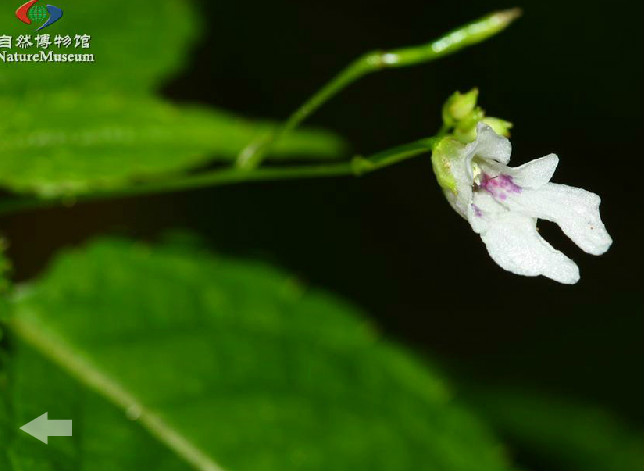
466, 387, 644, 471
0, 238, 9, 468
0, 93, 344, 196
2, 238, 509, 471
0, 0, 346, 197
0, 238, 10, 321
0, 237, 8, 294
0, 351, 9, 471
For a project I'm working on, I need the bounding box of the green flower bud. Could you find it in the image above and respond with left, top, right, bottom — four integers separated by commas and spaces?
442, 88, 479, 126
453, 107, 485, 143
440, 89, 512, 147
481, 117, 513, 137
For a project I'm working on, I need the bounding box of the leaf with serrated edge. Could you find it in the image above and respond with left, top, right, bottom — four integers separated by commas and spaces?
3, 239, 509, 471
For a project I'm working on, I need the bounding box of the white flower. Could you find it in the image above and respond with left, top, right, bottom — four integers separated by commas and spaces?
440, 123, 612, 284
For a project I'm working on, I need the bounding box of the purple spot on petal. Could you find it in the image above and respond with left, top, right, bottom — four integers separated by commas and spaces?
479, 173, 521, 200
480, 174, 494, 194
499, 174, 522, 193
472, 204, 483, 217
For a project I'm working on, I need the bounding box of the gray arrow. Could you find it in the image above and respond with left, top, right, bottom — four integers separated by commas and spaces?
20, 412, 72, 444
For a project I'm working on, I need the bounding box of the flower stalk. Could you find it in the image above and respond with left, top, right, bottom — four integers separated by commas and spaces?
0, 138, 439, 217
236, 9, 521, 170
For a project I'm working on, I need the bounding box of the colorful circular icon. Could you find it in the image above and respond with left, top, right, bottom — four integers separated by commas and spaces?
26, 5, 48, 24
15, 0, 64, 31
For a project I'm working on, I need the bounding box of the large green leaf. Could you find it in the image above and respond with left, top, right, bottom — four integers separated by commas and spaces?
0, 0, 346, 197
0, 93, 344, 196
0, 237, 8, 295
466, 387, 644, 470
2, 239, 509, 471
0, 238, 10, 322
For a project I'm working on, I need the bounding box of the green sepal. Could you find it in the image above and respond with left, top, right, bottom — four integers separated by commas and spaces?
481, 117, 513, 137
431, 137, 463, 194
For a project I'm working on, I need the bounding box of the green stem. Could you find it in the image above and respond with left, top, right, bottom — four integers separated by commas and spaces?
0, 137, 438, 217
236, 8, 520, 169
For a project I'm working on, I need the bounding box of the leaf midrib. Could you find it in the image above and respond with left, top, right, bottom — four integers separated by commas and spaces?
9, 312, 227, 471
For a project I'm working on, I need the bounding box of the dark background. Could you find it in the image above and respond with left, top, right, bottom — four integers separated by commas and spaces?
4, 0, 643, 459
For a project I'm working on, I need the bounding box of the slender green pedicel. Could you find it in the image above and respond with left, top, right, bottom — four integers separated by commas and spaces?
237, 9, 521, 169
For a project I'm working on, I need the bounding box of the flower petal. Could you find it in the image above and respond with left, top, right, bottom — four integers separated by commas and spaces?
468, 192, 503, 233
471, 123, 512, 164
508, 183, 612, 255
482, 154, 559, 188
463, 123, 512, 182
510, 154, 559, 188
476, 211, 580, 284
